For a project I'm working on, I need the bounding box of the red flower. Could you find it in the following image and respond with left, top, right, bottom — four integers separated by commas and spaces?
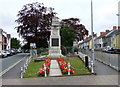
60, 65, 65, 69
39, 68, 44, 71
63, 68, 75, 74
57, 58, 64, 62
46, 67, 50, 70
38, 70, 44, 74
62, 70, 67, 73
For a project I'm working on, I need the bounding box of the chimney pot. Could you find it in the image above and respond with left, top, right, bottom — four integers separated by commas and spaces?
113, 26, 117, 30
106, 30, 110, 32
118, 26, 120, 29
100, 32, 105, 35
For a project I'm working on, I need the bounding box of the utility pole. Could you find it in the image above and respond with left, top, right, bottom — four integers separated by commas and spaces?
91, 0, 94, 73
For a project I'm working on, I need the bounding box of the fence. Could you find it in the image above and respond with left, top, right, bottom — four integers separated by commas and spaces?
79, 49, 120, 71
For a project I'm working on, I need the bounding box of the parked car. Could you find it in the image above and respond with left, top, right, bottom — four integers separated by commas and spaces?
10, 48, 18, 55
4, 49, 13, 56
108, 47, 120, 54
17, 49, 22, 53
0, 50, 7, 58
0, 51, 2, 58
102, 46, 111, 52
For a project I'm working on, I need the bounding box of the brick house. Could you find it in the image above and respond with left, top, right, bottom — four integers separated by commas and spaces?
0, 28, 11, 50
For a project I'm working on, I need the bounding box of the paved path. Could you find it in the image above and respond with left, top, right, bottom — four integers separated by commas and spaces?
94, 60, 118, 75
49, 60, 62, 76
2, 75, 118, 85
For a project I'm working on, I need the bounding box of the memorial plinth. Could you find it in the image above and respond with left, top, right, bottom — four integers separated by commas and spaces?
48, 16, 62, 58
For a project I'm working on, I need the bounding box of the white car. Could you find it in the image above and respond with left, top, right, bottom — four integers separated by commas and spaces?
0, 50, 7, 58
0, 52, 2, 58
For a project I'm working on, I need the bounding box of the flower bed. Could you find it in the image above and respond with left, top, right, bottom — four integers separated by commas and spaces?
37, 58, 51, 77
57, 58, 75, 75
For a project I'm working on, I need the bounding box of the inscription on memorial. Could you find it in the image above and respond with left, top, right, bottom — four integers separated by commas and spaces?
52, 38, 59, 46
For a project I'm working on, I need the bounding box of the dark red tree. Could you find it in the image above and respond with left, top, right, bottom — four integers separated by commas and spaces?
15, 2, 56, 48
62, 18, 89, 41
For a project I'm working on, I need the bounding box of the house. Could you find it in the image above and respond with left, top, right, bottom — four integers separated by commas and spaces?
113, 26, 120, 48
0, 28, 11, 50
105, 26, 120, 48
79, 26, 120, 50
88, 34, 97, 49
79, 34, 97, 50
94, 30, 110, 49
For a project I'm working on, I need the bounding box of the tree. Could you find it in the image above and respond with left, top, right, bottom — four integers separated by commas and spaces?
11, 38, 21, 49
62, 18, 89, 41
15, 2, 56, 49
60, 25, 75, 47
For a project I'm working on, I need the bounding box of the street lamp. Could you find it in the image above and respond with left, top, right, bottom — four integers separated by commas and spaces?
91, 0, 94, 73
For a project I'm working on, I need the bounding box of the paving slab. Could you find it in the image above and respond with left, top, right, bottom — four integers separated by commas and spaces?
49, 60, 62, 76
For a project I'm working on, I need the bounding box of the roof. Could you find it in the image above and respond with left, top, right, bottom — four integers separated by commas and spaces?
83, 38, 92, 43
105, 29, 120, 37
95, 31, 110, 40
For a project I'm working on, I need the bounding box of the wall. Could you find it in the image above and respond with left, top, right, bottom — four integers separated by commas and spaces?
79, 49, 119, 71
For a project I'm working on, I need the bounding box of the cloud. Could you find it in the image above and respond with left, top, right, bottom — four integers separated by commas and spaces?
0, 0, 119, 41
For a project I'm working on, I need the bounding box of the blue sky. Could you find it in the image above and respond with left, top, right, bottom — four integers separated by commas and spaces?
0, 0, 119, 42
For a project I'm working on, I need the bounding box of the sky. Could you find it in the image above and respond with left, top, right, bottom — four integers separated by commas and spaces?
0, 0, 119, 42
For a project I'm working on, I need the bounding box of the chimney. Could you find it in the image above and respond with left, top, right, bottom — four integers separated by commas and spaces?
113, 26, 117, 30
89, 35, 92, 38
118, 26, 120, 29
106, 30, 110, 32
94, 34, 97, 37
100, 32, 105, 35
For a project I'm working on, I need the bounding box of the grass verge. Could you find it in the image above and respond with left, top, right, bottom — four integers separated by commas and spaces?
23, 56, 90, 78
23, 60, 44, 78
65, 57, 90, 74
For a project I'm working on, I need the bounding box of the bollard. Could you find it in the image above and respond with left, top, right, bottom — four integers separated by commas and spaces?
23, 64, 26, 73
28, 58, 30, 63
44, 63, 47, 77
26, 59, 28, 65
20, 67, 23, 78
25, 63, 28, 69
85, 56, 89, 68
68, 62, 70, 75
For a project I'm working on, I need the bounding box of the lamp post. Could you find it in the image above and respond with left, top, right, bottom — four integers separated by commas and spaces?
91, 0, 94, 73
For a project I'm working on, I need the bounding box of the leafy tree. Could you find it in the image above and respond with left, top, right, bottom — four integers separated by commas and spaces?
21, 43, 30, 51
11, 38, 21, 49
15, 2, 56, 49
62, 18, 89, 41
60, 25, 75, 47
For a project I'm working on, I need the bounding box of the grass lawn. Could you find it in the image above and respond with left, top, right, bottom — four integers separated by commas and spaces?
65, 57, 90, 75
23, 60, 44, 78
23, 56, 91, 78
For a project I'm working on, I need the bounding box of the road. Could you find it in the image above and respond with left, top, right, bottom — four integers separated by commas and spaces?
0, 53, 29, 79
